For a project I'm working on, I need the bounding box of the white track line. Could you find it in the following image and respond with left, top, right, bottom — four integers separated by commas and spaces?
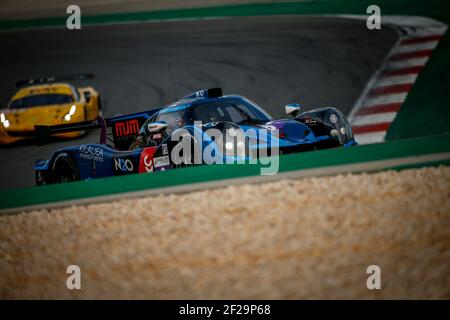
388, 57, 429, 69
394, 41, 439, 53
364, 92, 408, 107
352, 112, 398, 126
374, 74, 418, 87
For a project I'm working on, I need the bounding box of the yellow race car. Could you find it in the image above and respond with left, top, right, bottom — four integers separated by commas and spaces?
0, 74, 101, 145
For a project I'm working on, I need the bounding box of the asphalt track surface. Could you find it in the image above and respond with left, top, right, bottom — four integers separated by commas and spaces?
0, 16, 398, 190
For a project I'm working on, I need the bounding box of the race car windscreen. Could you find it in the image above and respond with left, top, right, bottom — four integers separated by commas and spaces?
192, 100, 272, 125
9, 94, 74, 109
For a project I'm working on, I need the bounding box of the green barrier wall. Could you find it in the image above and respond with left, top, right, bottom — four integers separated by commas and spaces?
1, 133, 449, 211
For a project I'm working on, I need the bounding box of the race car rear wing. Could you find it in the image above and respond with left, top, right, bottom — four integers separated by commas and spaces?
34, 108, 161, 149
35, 117, 107, 144
16, 73, 95, 88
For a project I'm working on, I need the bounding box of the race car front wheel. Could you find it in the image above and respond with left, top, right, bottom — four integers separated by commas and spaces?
52, 153, 80, 184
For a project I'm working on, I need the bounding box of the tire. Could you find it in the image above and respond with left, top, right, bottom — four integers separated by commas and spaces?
52, 153, 80, 184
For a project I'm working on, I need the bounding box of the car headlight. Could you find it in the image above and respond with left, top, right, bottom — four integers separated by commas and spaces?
0, 112, 9, 128
63, 105, 77, 121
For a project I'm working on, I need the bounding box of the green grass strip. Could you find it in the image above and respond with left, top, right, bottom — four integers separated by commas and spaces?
0, 133, 449, 211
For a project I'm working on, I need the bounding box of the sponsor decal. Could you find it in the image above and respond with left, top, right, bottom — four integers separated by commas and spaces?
305, 118, 317, 124
161, 143, 169, 155
144, 155, 153, 172
139, 147, 157, 173
154, 156, 170, 169
195, 90, 206, 98
113, 118, 146, 150
79, 145, 103, 162
114, 119, 140, 138
113, 157, 135, 174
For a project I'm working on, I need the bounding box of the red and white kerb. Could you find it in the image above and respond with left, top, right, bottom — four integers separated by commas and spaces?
351, 28, 447, 144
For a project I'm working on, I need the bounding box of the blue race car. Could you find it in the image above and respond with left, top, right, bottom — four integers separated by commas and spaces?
34, 88, 356, 185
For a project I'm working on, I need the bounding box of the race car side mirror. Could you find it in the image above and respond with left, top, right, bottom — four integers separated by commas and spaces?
147, 121, 168, 133
285, 103, 301, 117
